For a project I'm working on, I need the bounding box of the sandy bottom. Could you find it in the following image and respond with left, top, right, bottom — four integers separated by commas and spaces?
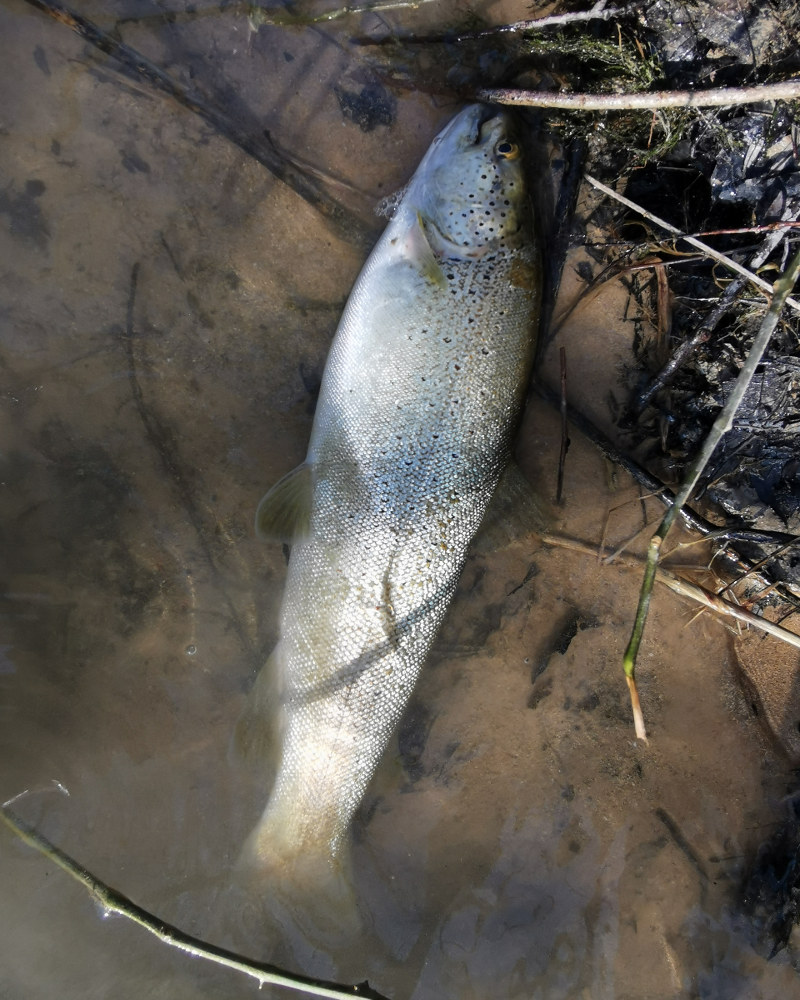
1, 1, 799, 998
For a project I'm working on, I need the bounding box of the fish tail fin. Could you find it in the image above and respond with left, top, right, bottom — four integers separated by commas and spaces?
237, 820, 363, 951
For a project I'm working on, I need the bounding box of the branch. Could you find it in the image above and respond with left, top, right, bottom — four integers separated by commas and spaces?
585, 174, 800, 315
0, 805, 389, 1000
477, 78, 800, 111
621, 248, 800, 740
354, 3, 637, 43
542, 533, 800, 651
22, 0, 373, 249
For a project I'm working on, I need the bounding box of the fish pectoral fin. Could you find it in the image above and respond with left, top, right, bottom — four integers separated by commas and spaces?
473, 461, 550, 552
404, 212, 447, 287
255, 462, 313, 542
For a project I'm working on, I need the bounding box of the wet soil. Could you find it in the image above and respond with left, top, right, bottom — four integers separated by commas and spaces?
2, 1, 800, 998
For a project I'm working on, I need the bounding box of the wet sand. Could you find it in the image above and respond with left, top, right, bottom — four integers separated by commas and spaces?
1, 1, 799, 997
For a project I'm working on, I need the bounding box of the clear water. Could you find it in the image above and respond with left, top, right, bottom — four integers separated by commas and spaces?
1, 1, 798, 997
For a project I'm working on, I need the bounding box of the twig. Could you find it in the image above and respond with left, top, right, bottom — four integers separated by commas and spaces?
22, 0, 373, 250
533, 378, 793, 549
621, 248, 800, 740
355, 2, 636, 43
556, 347, 569, 503
584, 175, 800, 315
635, 223, 798, 410
0, 805, 389, 1000
541, 533, 800, 652
717, 537, 800, 597
477, 79, 800, 112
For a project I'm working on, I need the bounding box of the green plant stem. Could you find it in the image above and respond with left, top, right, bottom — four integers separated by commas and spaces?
0, 806, 389, 1000
622, 248, 800, 740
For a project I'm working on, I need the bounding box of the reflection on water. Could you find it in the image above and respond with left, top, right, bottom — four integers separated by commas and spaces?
1, 0, 798, 997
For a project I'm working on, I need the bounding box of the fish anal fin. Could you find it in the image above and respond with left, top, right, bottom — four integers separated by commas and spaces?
474, 461, 550, 553
255, 463, 313, 542
232, 646, 285, 768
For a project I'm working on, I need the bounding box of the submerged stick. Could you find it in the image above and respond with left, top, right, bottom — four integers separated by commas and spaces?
556, 347, 569, 503
478, 79, 800, 112
621, 248, 800, 740
355, 3, 635, 43
0, 806, 388, 1000
22, 0, 373, 250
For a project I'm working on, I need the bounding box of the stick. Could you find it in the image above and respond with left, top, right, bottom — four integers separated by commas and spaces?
541, 534, 800, 652
21, 0, 373, 250
354, 3, 637, 43
584, 175, 800, 315
635, 223, 797, 410
556, 347, 569, 503
621, 248, 800, 740
0, 806, 389, 1000
477, 78, 800, 112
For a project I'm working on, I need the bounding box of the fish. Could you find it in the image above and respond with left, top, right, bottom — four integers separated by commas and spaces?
239, 103, 541, 908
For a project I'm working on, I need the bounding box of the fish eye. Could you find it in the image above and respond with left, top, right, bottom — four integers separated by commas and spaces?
495, 140, 519, 160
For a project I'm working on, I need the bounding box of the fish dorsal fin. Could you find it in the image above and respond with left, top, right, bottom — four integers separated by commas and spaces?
255, 462, 313, 542
404, 212, 447, 287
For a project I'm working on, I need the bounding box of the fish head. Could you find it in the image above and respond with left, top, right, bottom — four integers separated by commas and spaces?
410, 103, 529, 258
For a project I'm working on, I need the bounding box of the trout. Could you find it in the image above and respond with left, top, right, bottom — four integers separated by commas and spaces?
241, 103, 540, 896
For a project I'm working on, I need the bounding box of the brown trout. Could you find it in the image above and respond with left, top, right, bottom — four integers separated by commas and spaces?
242, 103, 540, 891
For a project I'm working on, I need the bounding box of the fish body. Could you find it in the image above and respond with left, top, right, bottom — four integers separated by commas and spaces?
244, 104, 540, 878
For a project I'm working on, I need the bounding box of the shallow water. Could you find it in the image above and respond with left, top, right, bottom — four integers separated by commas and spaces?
1, 1, 799, 997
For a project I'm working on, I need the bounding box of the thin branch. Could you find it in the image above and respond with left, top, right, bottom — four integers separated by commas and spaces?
0, 805, 389, 1000
542, 533, 800, 652
584, 175, 800, 314
621, 248, 800, 740
355, 3, 638, 43
556, 347, 569, 503
22, 0, 373, 249
635, 223, 796, 410
477, 78, 800, 112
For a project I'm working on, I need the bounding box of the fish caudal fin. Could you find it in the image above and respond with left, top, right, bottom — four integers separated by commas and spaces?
237, 820, 364, 951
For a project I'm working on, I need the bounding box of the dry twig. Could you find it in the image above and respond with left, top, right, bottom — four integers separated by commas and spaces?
585, 175, 800, 315
542, 534, 800, 652
0, 804, 388, 1000
478, 79, 800, 112
621, 248, 800, 740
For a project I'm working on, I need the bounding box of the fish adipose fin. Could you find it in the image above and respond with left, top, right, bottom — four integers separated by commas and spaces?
255, 462, 313, 541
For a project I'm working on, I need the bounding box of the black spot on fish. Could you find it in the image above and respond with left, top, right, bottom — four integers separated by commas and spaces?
335, 82, 395, 132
